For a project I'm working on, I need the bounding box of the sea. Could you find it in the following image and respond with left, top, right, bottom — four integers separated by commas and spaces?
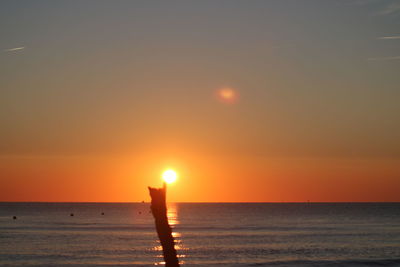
0, 202, 399, 267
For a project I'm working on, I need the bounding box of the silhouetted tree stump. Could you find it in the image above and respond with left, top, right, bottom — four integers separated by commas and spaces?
148, 183, 180, 267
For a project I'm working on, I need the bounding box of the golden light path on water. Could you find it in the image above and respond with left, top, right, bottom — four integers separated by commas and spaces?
153, 203, 187, 265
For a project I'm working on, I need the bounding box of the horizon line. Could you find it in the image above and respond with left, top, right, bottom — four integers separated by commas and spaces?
1, 201, 399, 204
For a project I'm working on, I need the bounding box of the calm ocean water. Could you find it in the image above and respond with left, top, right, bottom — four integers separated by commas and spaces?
0, 203, 399, 266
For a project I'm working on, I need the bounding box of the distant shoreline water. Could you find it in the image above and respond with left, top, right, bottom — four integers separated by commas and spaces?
1, 202, 399, 266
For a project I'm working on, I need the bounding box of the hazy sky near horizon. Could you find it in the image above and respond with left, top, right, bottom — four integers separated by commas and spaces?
1, 0, 399, 202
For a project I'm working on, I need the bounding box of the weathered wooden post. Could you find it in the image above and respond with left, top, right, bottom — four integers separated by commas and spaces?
148, 183, 180, 267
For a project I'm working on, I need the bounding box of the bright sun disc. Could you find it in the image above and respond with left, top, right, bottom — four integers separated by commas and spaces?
162, 170, 177, 184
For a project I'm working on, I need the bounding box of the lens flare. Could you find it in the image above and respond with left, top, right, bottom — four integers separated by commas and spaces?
217, 87, 238, 103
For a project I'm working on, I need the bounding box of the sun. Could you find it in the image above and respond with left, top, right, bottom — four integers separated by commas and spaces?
162, 169, 178, 184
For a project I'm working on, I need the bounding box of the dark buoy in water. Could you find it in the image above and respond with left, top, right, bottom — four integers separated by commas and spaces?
70, 213, 74, 217
101, 212, 105, 215
141, 200, 145, 203
13, 216, 17, 220
138, 211, 142, 214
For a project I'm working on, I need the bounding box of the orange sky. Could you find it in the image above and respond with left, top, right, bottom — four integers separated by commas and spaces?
1, 152, 399, 202
1, 1, 400, 202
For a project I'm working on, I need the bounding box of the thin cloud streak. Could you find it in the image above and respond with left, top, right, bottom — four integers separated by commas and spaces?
367, 56, 400, 61
378, 36, 400, 40
3, 47, 25, 52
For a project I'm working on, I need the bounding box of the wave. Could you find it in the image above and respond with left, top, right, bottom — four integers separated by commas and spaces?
7, 258, 400, 267
1, 224, 342, 232
247, 258, 400, 266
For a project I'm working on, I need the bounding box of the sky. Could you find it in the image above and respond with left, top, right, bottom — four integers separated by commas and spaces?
1, 0, 399, 202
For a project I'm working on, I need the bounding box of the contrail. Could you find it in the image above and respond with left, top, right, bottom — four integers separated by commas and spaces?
3, 46, 25, 52
367, 56, 400, 61
378, 36, 400, 40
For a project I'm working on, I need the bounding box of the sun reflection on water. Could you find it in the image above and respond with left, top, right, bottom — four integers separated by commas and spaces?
153, 203, 187, 265
167, 204, 179, 226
